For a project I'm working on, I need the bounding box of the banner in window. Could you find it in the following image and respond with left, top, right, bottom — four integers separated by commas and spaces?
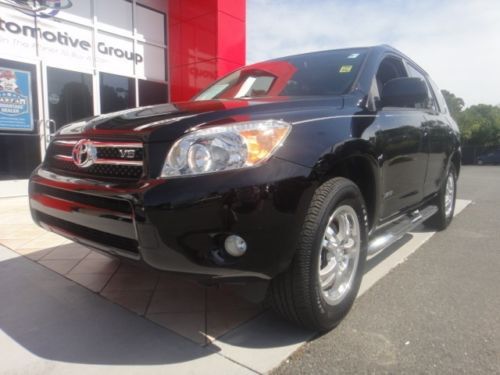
0, 67, 34, 131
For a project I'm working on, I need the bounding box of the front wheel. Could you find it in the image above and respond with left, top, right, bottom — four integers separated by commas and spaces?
269, 177, 368, 331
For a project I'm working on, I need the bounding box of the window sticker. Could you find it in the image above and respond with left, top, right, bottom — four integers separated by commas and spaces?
347, 53, 360, 59
339, 65, 353, 73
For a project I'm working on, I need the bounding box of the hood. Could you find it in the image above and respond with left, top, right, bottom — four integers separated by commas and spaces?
57, 96, 344, 142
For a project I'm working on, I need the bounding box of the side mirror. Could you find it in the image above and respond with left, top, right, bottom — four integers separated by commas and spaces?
381, 77, 428, 108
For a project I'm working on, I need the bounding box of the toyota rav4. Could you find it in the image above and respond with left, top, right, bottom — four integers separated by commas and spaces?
29, 45, 460, 331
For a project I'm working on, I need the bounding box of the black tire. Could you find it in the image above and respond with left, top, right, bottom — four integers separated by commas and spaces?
425, 164, 457, 231
269, 177, 368, 331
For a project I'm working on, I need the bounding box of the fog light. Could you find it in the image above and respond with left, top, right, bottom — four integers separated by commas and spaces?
224, 235, 247, 257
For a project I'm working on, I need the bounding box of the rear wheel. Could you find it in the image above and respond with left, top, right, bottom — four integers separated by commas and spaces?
425, 165, 457, 231
269, 177, 368, 331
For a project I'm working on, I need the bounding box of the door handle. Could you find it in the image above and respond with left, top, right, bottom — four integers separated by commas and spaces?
43, 119, 57, 148
47, 119, 56, 135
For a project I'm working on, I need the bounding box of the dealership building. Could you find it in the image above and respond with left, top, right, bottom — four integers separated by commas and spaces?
0, 0, 245, 180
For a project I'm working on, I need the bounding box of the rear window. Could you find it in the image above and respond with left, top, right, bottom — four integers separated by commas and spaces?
194, 49, 367, 100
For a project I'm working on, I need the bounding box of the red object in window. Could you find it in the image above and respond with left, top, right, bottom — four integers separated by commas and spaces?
168, 0, 246, 102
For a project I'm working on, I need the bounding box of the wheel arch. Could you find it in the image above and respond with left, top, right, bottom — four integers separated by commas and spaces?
451, 148, 461, 177
311, 140, 380, 231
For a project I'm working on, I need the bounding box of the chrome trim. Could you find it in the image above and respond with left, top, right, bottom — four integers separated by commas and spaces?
54, 140, 78, 146
444, 173, 455, 218
88, 141, 143, 148
52, 139, 144, 167
54, 154, 142, 166
92, 159, 143, 166
319, 205, 361, 306
54, 140, 143, 148
367, 205, 438, 256
54, 154, 74, 162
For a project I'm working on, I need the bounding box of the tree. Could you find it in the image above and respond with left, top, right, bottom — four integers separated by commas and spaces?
440, 90, 500, 147
457, 104, 500, 146
441, 90, 465, 120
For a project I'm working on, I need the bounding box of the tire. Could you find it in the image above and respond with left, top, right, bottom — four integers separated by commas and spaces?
425, 164, 457, 231
269, 177, 368, 331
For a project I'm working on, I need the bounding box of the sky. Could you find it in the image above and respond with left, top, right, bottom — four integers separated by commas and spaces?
246, 0, 500, 107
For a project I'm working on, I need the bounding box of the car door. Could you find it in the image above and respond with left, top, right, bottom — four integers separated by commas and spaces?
408, 67, 451, 198
370, 56, 429, 220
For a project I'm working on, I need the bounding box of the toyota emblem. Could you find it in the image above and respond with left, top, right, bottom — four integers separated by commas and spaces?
72, 139, 96, 168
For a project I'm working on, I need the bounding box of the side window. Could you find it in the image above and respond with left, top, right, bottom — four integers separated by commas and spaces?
372, 56, 407, 108
427, 77, 449, 114
375, 57, 407, 94
405, 63, 437, 111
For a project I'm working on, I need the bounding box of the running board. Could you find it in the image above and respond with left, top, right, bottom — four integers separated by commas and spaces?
367, 205, 438, 256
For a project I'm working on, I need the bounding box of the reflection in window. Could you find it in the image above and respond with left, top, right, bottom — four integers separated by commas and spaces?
195, 49, 368, 101
139, 80, 168, 106
100, 73, 136, 114
235, 76, 275, 98
47, 67, 93, 130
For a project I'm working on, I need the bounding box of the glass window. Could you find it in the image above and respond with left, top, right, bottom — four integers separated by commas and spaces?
405, 63, 437, 111
54, 0, 92, 25
100, 73, 136, 114
427, 77, 448, 114
96, 0, 133, 35
96, 31, 135, 77
139, 80, 168, 106
136, 42, 166, 81
136, 5, 166, 45
0, 59, 41, 180
194, 49, 368, 100
47, 67, 93, 130
375, 57, 407, 95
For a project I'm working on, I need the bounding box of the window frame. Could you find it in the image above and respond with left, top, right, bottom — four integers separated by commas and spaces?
371, 54, 408, 110
403, 60, 439, 113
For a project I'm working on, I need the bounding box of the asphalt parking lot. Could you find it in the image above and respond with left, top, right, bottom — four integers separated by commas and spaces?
274, 166, 500, 374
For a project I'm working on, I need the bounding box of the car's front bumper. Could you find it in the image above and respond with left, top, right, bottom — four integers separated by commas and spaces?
29, 157, 314, 279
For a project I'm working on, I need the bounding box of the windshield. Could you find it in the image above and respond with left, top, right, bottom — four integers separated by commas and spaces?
194, 49, 367, 101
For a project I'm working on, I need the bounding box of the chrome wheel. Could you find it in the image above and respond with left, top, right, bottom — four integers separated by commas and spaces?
318, 205, 361, 305
444, 172, 455, 218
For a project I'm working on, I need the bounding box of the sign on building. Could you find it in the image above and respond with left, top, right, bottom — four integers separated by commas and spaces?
0, 67, 33, 131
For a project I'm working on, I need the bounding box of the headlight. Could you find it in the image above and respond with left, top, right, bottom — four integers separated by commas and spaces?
161, 119, 291, 177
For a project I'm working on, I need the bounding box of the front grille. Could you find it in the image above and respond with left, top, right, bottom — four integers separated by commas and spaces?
45, 139, 144, 181
97, 147, 143, 160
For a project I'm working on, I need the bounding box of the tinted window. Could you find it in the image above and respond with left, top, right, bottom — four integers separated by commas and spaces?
375, 57, 407, 96
194, 49, 367, 100
427, 77, 448, 114
405, 64, 437, 111
139, 80, 168, 106
47, 67, 93, 130
100, 73, 136, 114
0, 59, 41, 179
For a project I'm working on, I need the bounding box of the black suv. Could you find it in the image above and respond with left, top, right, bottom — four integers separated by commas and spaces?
29, 45, 460, 331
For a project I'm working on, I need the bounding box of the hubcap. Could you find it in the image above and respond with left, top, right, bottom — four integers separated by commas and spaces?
318, 205, 361, 305
444, 172, 455, 218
